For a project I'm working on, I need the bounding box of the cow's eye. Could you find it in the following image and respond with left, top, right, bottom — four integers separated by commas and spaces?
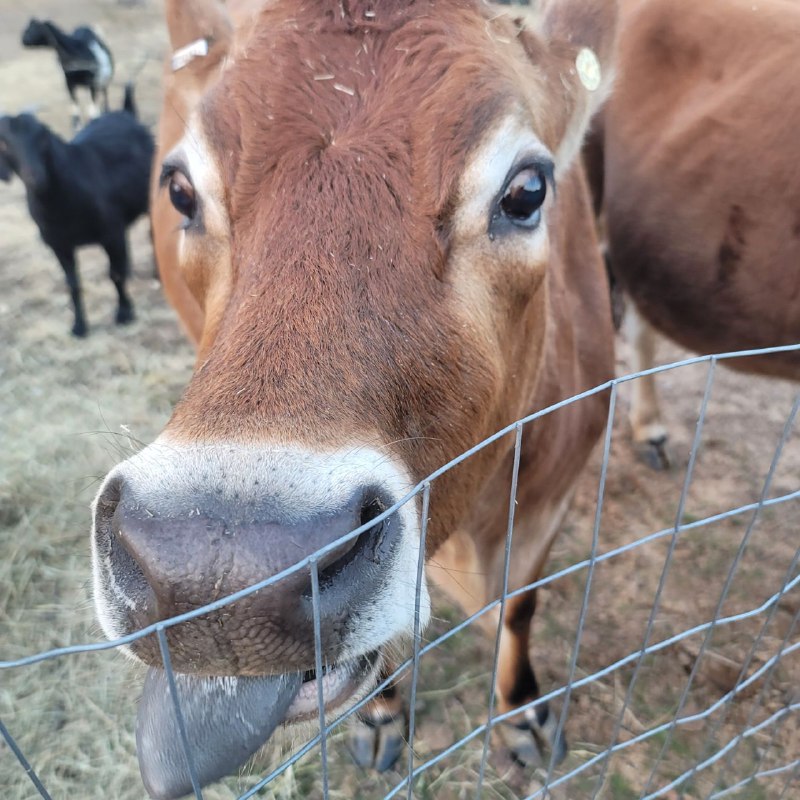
499, 166, 547, 228
168, 170, 197, 220
161, 166, 197, 221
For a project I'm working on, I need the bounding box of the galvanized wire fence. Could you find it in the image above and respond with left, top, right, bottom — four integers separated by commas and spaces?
2, 344, 799, 799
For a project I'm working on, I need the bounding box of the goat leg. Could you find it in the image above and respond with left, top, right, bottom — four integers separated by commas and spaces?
88, 86, 101, 120
105, 236, 136, 325
66, 81, 81, 132
56, 249, 88, 337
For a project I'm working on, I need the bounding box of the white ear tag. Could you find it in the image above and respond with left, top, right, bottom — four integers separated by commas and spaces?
576, 47, 602, 92
171, 38, 210, 72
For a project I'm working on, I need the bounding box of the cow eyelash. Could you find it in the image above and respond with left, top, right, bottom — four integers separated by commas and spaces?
160, 163, 199, 226
159, 162, 181, 188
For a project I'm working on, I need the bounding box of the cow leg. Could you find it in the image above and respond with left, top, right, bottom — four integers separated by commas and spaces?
494, 591, 567, 767
428, 529, 566, 767
55, 248, 88, 337
347, 664, 406, 773
103, 235, 136, 325
626, 303, 670, 469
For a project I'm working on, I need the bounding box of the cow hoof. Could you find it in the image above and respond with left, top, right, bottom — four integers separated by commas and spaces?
71, 320, 88, 338
116, 306, 136, 325
641, 434, 670, 471
498, 703, 567, 769
347, 711, 407, 772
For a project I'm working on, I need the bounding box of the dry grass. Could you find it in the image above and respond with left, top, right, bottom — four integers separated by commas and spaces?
1, 1, 799, 798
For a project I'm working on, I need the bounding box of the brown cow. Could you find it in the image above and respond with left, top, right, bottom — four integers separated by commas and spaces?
592, 0, 800, 465
93, 1, 618, 796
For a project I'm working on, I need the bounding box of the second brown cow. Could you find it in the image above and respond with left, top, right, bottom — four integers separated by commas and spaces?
591, 0, 800, 464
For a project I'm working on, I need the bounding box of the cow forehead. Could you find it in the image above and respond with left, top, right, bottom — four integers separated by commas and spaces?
197, 1, 542, 210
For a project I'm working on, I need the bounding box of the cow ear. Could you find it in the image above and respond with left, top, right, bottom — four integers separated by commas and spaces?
517, 0, 617, 171
164, 0, 233, 79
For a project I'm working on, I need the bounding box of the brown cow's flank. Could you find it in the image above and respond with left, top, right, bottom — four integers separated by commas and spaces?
594, 0, 800, 457
604, 0, 800, 376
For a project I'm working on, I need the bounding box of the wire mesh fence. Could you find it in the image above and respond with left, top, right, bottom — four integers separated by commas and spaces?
2, 344, 799, 800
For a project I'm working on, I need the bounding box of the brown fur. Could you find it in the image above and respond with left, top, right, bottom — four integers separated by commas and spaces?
597, 0, 800, 379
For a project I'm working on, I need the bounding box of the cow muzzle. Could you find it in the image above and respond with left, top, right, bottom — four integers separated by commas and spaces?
91, 441, 429, 798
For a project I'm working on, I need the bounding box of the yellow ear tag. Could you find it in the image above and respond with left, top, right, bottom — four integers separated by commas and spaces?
576, 47, 602, 92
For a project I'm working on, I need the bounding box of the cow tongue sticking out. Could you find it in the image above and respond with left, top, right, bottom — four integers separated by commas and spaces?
136, 668, 302, 800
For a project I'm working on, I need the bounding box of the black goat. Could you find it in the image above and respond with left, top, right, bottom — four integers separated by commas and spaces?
22, 19, 114, 130
0, 87, 153, 337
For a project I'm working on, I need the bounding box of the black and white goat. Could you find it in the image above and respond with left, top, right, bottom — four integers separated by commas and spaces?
0, 87, 153, 337
22, 19, 114, 131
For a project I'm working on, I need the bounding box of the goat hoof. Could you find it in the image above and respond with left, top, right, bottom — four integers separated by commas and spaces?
347, 711, 406, 772
498, 703, 567, 769
71, 321, 88, 338
116, 306, 135, 325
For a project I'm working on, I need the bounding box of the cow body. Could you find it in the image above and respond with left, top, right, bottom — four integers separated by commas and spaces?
593, 0, 800, 455
93, 1, 618, 796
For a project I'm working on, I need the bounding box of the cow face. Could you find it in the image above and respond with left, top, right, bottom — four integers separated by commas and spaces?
93, 0, 616, 795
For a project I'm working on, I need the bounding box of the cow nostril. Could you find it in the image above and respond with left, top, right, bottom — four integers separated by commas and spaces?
360, 496, 386, 532
316, 496, 390, 585
94, 478, 154, 624
111, 526, 152, 601
357, 496, 389, 558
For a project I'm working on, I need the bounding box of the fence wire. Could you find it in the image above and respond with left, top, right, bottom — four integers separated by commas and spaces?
2, 344, 799, 800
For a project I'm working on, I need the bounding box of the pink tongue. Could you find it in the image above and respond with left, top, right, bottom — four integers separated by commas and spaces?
136, 668, 302, 800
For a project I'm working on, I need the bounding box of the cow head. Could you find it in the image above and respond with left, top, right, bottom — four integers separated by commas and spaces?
93, 0, 616, 795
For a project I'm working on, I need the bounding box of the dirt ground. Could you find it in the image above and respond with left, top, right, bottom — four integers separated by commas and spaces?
1, 2, 798, 799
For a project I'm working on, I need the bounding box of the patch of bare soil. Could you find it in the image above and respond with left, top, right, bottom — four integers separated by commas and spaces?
1, 2, 797, 799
